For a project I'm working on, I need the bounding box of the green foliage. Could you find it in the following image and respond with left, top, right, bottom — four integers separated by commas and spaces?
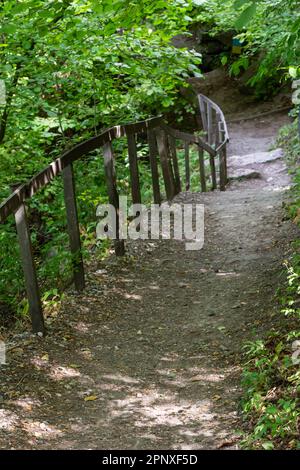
277, 120, 300, 223
241, 326, 300, 449
234, 2, 257, 30
191, 0, 300, 96
235, 0, 300, 92
240, 120, 300, 450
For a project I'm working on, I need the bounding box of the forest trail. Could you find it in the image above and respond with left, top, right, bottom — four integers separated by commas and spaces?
0, 97, 298, 449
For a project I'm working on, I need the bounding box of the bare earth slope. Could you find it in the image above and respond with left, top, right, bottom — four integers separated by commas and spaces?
0, 101, 298, 449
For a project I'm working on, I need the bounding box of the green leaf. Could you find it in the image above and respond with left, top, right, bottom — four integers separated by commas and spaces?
262, 441, 275, 450
1, 24, 17, 34
192, 0, 208, 5
234, 0, 251, 8
235, 3, 257, 29
289, 67, 298, 79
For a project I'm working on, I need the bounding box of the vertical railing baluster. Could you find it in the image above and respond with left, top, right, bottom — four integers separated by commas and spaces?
217, 120, 227, 191
221, 123, 228, 185
198, 95, 208, 136
127, 133, 141, 205
63, 163, 85, 291
206, 102, 216, 191
168, 136, 181, 194
219, 150, 226, 191
148, 129, 161, 205
223, 145, 228, 184
215, 117, 222, 191
207, 103, 213, 146
103, 141, 125, 256
198, 146, 207, 192
155, 129, 176, 201
184, 142, 190, 191
209, 153, 217, 191
13, 199, 45, 334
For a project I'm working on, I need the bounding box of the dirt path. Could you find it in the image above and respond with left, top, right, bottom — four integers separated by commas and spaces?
0, 102, 298, 449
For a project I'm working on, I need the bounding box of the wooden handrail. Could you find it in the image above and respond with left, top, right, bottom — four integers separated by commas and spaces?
160, 123, 217, 156
197, 94, 229, 191
0, 116, 163, 223
198, 94, 229, 144
0, 95, 229, 334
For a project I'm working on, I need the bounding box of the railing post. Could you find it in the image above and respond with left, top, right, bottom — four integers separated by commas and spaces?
215, 117, 222, 192
127, 133, 141, 204
103, 141, 125, 256
218, 122, 227, 191
219, 149, 226, 191
168, 135, 181, 194
207, 103, 213, 147
209, 154, 217, 191
198, 95, 208, 135
223, 145, 228, 184
63, 163, 85, 291
13, 196, 45, 335
198, 146, 207, 192
205, 100, 216, 190
147, 129, 161, 205
197, 95, 229, 191
155, 129, 176, 201
184, 142, 190, 191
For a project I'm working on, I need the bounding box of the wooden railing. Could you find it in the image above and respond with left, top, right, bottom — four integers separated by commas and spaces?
0, 95, 229, 334
198, 94, 229, 191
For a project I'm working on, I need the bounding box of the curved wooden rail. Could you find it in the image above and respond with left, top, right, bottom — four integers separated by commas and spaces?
0, 95, 229, 333
198, 94, 229, 190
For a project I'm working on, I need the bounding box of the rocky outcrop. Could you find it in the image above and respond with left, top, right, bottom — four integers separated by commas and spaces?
172, 23, 235, 72
188, 68, 229, 96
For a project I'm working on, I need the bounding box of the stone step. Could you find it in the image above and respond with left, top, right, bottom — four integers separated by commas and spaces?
228, 148, 283, 167
228, 168, 261, 181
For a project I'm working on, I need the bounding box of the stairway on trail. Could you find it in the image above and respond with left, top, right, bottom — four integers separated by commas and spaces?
228, 148, 289, 186
226, 110, 291, 190
0, 105, 298, 450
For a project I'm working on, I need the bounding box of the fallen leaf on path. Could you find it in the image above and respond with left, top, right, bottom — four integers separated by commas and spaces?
94, 269, 108, 276
167, 372, 176, 379
190, 376, 203, 382
212, 395, 221, 401
218, 438, 239, 449
84, 395, 98, 402
217, 326, 226, 332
